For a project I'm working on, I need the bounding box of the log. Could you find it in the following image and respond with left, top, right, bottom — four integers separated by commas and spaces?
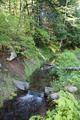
64, 67, 80, 71
41, 64, 57, 70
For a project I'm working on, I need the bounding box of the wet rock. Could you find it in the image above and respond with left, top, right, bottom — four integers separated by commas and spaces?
41, 64, 57, 70
7, 51, 17, 61
44, 87, 54, 95
50, 92, 59, 100
13, 80, 29, 91
64, 85, 78, 93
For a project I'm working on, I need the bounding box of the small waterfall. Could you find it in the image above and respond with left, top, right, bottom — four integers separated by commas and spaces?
0, 91, 45, 120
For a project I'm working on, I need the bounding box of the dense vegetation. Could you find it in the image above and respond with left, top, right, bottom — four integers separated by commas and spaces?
0, 0, 80, 120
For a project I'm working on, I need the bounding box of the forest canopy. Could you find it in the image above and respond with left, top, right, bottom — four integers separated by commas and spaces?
0, 0, 80, 50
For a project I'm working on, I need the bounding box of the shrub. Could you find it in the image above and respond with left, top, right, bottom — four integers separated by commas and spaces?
46, 91, 80, 120
33, 28, 50, 47
30, 115, 43, 120
56, 50, 80, 88
24, 57, 41, 81
30, 91, 80, 120
0, 10, 18, 47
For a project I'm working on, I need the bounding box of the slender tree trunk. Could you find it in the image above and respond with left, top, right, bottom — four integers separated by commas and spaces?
16, 0, 22, 33
36, 0, 42, 26
9, 0, 11, 14
60, 0, 69, 50
25, 0, 30, 15
13, 1, 17, 16
32, 0, 34, 13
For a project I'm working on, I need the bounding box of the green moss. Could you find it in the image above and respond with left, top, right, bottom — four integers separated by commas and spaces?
0, 73, 17, 107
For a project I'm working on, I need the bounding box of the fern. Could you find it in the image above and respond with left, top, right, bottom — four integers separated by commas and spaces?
46, 91, 80, 120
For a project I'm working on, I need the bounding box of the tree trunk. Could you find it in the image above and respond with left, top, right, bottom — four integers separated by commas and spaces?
9, 0, 11, 14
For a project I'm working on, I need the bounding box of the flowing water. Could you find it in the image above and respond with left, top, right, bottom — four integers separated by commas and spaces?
0, 91, 46, 120
0, 52, 53, 120
0, 53, 79, 120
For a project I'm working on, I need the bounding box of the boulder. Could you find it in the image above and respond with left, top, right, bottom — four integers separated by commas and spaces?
44, 87, 54, 95
7, 51, 17, 61
13, 80, 29, 91
64, 85, 78, 93
50, 92, 59, 100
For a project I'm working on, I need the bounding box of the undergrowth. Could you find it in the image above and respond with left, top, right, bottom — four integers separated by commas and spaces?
30, 91, 80, 120
51, 50, 80, 90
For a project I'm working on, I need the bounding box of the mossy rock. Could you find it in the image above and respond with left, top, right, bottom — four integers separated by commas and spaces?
0, 72, 17, 107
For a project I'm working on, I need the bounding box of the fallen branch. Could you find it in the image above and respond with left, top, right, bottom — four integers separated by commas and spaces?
41, 64, 57, 70
64, 67, 80, 71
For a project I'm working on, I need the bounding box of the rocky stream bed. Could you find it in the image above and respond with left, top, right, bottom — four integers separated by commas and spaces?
0, 51, 79, 120
0, 51, 54, 120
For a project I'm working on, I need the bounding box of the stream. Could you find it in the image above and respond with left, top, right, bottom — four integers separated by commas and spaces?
0, 52, 80, 120
0, 59, 54, 120
0, 91, 46, 120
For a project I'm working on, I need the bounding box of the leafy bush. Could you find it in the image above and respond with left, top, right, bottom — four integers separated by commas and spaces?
66, 22, 80, 47
56, 50, 80, 88
29, 91, 80, 120
33, 28, 50, 47
68, 72, 80, 90
24, 57, 41, 81
0, 10, 18, 47
30, 115, 43, 120
46, 91, 80, 120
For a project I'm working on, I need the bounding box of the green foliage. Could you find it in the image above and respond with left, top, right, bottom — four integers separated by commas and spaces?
0, 11, 11, 46
68, 72, 80, 90
0, 73, 17, 107
0, 0, 5, 4
30, 91, 80, 120
33, 28, 50, 47
0, 10, 18, 46
56, 50, 80, 89
75, 1, 80, 17
46, 0, 80, 48
0, 1, 80, 119
66, 18, 80, 46
30, 115, 43, 120
38, 47, 54, 61
46, 91, 80, 120
24, 46, 56, 81
0, 0, 80, 50
24, 57, 41, 81
52, 11, 67, 41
